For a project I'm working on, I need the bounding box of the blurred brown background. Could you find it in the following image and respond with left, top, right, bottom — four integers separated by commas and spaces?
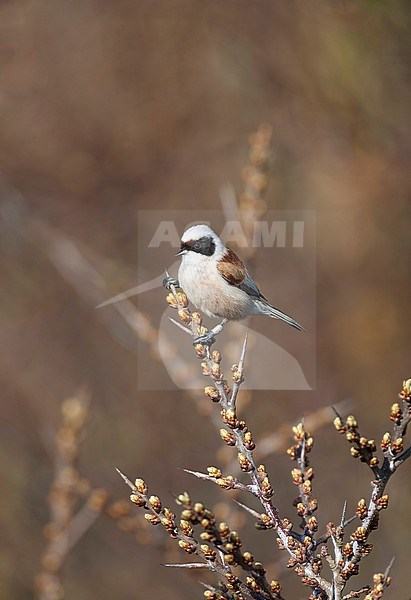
0, 1, 410, 599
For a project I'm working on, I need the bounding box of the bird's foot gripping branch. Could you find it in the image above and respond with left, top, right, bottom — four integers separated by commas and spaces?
117, 283, 411, 600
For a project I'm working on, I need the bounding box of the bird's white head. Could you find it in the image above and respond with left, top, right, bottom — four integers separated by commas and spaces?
177, 224, 225, 260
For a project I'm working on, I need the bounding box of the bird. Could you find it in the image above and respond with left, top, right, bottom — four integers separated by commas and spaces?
164, 224, 303, 345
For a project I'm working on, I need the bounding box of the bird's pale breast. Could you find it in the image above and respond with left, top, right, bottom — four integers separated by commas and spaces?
179, 256, 253, 320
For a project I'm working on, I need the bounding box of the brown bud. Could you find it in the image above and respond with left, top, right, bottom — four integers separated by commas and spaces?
333, 416, 345, 432
261, 476, 274, 499
219, 522, 230, 535
179, 519, 194, 536
134, 478, 148, 495
148, 495, 162, 513
309, 498, 318, 512
351, 526, 367, 543
193, 502, 205, 515
191, 312, 202, 325
200, 544, 216, 560
211, 350, 221, 363
166, 293, 178, 308
204, 386, 220, 402
216, 477, 235, 490
356, 498, 368, 519
207, 466, 222, 478
302, 480, 312, 497
221, 408, 238, 429
380, 432, 391, 451
391, 437, 404, 454
243, 431, 255, 450
270, 580, 281, 593
291, 468, 303, 485
346, 415, 358, 428
306, 516, 318, 532
346, 430, 358, 443
144, 514, 160, 525
178, 308, 191, 324
210, 363, 222, 380
178, 539, 196, 553
130, 493, 146, 507
176, 291, 188, 307
390, 402, 402, 423
237, 452, 252, 472
160, 517, 175, 532
176, 491, 190, 506
305, 437, 314, 451
220, 428, 236, 446
376, 495, 389, 510
201, 362, 211, 376
292, 422, 305, 441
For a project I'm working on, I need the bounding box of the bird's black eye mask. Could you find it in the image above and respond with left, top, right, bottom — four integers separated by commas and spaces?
180, 236, 216, 256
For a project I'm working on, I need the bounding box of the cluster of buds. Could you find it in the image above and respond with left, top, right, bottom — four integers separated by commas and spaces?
206, 351, 223, 382
128, 478, 179, 539
163, 286, 410, 599
256, 513, 275, 530
221, 408, 239, 429
36, 392, 96, 598
287, 422, 314, 461
363, 571, 392, 600
231, 362, 244, 385
356, 498, 368, 520
351, 526, 368, 544
288, 422, 318, 536
174, 495, 276, 599
204, 382, 231, 403
399, 378, 411, 403
380, 432, 403, 456
57, 395, 90, 463
166, 290, 188, 310
220, 428, 236, 446
389, 402, 402, 425
239, 124, 272, 236
237, 452, 252, 472
334, 414, 379, 469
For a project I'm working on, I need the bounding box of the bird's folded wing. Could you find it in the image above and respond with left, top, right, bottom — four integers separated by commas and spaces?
217, 249, 263, 299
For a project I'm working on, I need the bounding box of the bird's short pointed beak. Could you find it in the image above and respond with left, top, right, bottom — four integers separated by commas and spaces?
175, 248, 187, 256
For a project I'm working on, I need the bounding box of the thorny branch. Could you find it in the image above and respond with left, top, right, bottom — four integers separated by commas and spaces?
118, 280, 410, 600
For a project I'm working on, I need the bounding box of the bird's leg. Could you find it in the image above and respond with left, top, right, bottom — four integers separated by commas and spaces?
193, 319, 228, 346
163, 275, 180, 290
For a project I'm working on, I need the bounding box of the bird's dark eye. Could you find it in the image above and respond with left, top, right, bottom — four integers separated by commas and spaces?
193, 242, 201, 250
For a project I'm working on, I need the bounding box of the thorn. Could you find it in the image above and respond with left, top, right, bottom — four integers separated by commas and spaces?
234, 499, 261, 519
162, 562, 208, 569
115, 466, 135, 491
199, 582, 218, 591
384, 555, 395, 579
340, 500, 348, 528
168, 317, 192, 335
96, 285, 140, 308
238, 330, 248, 373
182, 468, 213, 481
332, 405, 343, 420
344, 514, 358, 527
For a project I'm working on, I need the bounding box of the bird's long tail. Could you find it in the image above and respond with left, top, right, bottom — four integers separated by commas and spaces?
256, 300, 304, 331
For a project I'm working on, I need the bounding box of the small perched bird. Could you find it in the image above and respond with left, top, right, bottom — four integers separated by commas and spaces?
165, 224, 303, 344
